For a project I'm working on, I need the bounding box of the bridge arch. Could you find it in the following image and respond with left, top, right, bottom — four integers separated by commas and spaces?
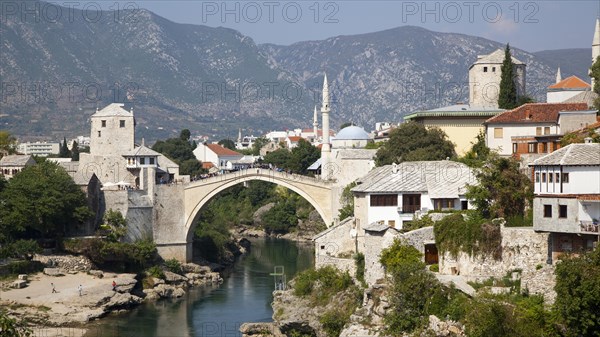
183, 169, 335, 243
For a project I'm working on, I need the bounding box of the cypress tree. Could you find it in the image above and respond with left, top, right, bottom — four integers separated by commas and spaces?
498, 44, 518, 109
71, 141, 80, 161
59, 137, 70, 158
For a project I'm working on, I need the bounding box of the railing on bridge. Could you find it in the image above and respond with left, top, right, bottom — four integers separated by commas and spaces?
187, 168, 331, 186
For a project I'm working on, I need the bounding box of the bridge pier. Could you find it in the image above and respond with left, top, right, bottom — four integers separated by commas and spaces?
156, 242, 192, 263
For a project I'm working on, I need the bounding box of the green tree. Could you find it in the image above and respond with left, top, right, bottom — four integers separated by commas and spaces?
591, 56, 600, 111
0, 161, 91, 241
458, 131, 491, 168
71, 141, 80, 161
59, 137, 71, 158
498, 43, 518, 109
180, 129, 191, 141
100, 209, 127, 242
0, 131, 17, 157
152, 130, 201, 176
374, 122, 456, 166
263, 148, 291, 168
288, 139, 321, 174
218, 139, 236, 150
553, 248, 600, 336
262, 200, 298, 233
340, 122, 353, 129
251, 137, 269, 156
466, 153, 532, 219
338, 182, 357, 221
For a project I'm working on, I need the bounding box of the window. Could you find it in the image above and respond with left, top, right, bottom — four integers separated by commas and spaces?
388, 220, 396, 228
402, 194, 421, 213
555, 173, 560, 183
461, 200, 468, 210
544, 127, 550, 135
492, 67, 496, 72
559, 205, 567, 218
528, 143, 537, 153
494, 128, 503, 139
542, 173, 546, 182
512, 143, 518, 154
544, 205, 552, 218
101, 120, 106, 127
542, 142, 548, 153
140, 157, 146, 165
535, 173, 540, 182
370, 194, 397, 207
483, 66, 488, 72
434, 199, 455, 211
149, 157, 155, 165
562, 173, 569, 183
536, 127, 542, 136
120, 120, 125, 128
549, 173, 553, 183
97, 131, 101, 137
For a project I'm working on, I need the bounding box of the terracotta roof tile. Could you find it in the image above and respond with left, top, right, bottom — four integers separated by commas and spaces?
548, 76, 591, 90
206, 144, 242, 156
485, 103, 588, 124
287, 136, 303, 142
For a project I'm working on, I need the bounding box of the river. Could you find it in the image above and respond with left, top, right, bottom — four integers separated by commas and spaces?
83, 237, 314, 337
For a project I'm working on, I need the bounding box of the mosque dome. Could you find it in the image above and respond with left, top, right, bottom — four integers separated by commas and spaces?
335, 126, 370, 140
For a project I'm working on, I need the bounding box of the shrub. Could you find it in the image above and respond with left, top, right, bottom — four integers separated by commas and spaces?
164, 258, 182, 274
434, 212, 501, 260
402, 215, 434, 232
354, 253, 365, 285
146, 265, 165, 279
320, 309, 348, 337
293, 266, 354, 304
0, 311, 32, 337
0, 260, 44, 276
429, 264, 439, 272
62, 238, 157, 271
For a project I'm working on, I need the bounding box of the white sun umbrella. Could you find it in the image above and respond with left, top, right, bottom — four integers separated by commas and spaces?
116, 181, 131, 186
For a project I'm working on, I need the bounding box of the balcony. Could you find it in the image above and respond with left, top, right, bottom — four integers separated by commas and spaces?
399, 205, 421, 214
580, 221, 599, 234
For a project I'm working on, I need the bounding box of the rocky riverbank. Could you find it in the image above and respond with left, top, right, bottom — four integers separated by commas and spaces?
0, 254, 224, 333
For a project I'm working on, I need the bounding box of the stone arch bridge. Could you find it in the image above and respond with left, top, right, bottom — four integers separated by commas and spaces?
152, 169, 337, 262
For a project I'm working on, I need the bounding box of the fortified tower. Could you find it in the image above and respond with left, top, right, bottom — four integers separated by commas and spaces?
89, 103, 135, 156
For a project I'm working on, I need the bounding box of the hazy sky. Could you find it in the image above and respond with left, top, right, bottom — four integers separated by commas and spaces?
69, 1, 599, 51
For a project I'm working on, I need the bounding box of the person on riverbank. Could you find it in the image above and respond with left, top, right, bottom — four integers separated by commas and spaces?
112, 280, 117, 291
78, 284, 83, 296
51, 283, 57, 293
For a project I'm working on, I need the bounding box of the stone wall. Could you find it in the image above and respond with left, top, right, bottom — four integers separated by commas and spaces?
103, 190, 154, 242
315, 255, 356, 276
362, 229, 398, 285
314, 218, 356, 262
439, 226, 556, 302
153, 184, 189, 261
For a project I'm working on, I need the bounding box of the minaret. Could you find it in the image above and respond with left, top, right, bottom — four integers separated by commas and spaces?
313, 106, 318, 143
321, 74, 331, 180
556, 67, 562, 84
592, 18, 600, 87
237, 128, 242, 143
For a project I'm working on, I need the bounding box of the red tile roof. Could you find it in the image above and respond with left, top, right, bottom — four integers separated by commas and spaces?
485, 103, 589, 124
287, 136, 303, 142
547, 76, 591, 90
206, 143, 242, 156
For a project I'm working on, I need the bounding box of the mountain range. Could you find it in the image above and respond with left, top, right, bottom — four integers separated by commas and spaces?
0, 1, 593, 142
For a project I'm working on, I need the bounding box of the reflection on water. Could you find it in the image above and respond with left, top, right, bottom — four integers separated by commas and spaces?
84, 238, 314, 337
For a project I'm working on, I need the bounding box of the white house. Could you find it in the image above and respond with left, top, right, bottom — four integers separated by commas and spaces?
530, 141, 600, 262
547, 75, 591, 103
351, 161, 475, 230
484, 102, 592, 156
193, 143, 243, 169
16, 141, 60, 157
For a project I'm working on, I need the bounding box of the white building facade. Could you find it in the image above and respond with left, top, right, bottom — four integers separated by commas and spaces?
531, 142, 600, 262
352, 161, 475, 230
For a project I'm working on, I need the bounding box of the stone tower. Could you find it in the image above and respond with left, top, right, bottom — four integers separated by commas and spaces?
592, 18, 600, 88
90, 103, 135, 157
556, 67, 562, 84
320, 75, 332, 180
468, 49, 526, 108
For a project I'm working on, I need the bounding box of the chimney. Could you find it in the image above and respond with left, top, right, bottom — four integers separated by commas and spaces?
525, 108, 531, 120
584, 137, 593, 144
